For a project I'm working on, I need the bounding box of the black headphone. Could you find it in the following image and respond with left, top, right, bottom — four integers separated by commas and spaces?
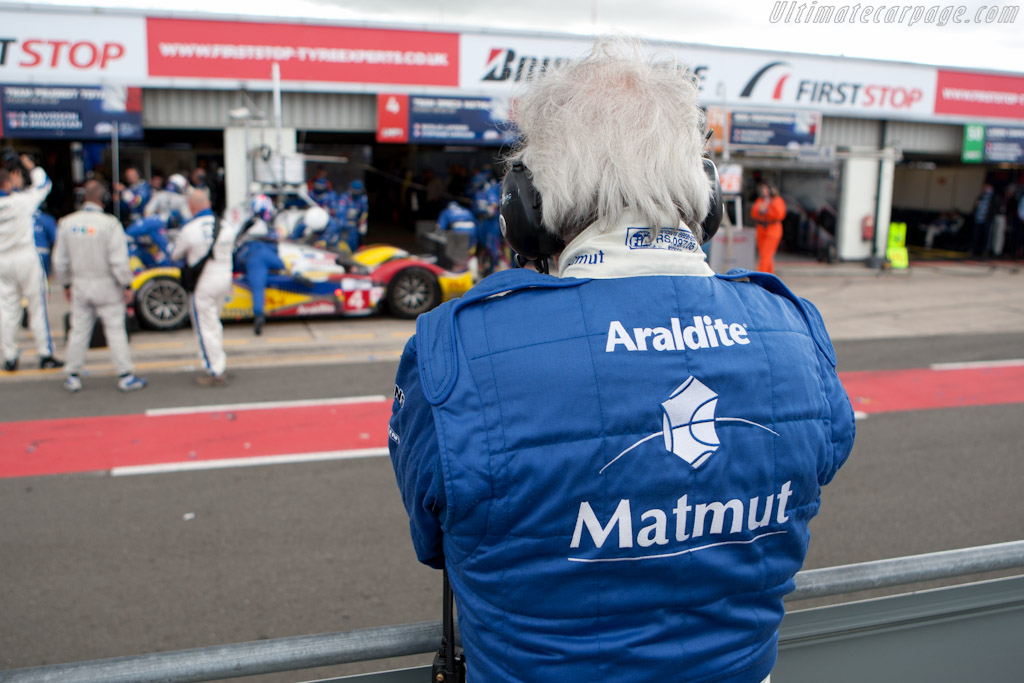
499, 157, 724, 272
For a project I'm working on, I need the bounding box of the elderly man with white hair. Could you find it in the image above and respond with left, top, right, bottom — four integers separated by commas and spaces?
388, 38, 855, 683
171, 189, 236, 385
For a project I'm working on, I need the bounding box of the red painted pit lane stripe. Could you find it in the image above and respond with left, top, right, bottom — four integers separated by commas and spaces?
839, 364, 1024, 415
0, 400, 392, 479
3, 365, 1024, 479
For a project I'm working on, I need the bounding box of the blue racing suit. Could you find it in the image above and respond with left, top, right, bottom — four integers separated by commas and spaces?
120, 180, 152, 222
237, 239, 285, 318
437, 201, 477, 250
336, 191, 369, 252
309, 216, 347, 250
473, 181, 501, 265
33, 211, 58, 276
126, 216, 173, 267
390, 218, 854, 683
309, 180, 336, 209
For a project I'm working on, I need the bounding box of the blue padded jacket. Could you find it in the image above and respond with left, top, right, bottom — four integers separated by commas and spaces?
389, 267, 854, 683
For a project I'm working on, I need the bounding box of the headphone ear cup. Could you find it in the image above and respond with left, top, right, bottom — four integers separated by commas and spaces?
499, 162, 565, 262
700, 158, 724, 244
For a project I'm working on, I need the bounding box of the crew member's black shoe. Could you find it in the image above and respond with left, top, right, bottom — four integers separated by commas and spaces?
3, 357, 18, 372
39, 356, 65, 370
253, 315, 265, 336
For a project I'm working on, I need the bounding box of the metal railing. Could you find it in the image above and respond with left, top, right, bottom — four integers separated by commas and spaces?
2, 539, 1023, 683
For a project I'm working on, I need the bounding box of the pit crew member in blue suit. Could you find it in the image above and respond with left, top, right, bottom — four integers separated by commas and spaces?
389, 38, 855, 683
336, 180, 369, 252
126, 216, 173, 268
290, 206, 336, 248
436, 200, 478, 277
308, 167, 336, 208
471, 170, 504, 273
116, 166, 152, 223
34, 210, 58, 276
235, 194, 285, 336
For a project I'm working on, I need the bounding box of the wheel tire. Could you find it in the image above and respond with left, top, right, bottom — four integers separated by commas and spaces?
387, 267, 441, 319
135, 276, 189, 330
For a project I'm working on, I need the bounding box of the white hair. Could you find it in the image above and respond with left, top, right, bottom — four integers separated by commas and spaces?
506, 37, 711, 243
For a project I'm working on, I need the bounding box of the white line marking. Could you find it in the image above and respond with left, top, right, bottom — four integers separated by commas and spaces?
931, 359, 1024, 371
145, 395, 388, 417
110, 447, 389, 477
569, 530, 788, 563
854, 411, 869, 420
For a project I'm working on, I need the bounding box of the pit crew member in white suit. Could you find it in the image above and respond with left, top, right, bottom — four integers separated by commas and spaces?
0, 154, 62, 372
171, 190, 237, 386
54, 180, 147, 393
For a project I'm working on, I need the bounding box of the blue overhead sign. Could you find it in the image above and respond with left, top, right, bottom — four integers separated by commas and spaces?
729, 110, 820, 149
407, 95, 514, 146
0, 84, 143, 140
982, 125, 1024, 164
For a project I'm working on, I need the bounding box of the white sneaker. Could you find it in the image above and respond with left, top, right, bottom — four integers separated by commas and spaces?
117, 374, 148, 392
64, 375, 82, 393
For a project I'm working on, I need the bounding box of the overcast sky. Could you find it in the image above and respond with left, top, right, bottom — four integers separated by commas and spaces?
28, 0, 1024, 73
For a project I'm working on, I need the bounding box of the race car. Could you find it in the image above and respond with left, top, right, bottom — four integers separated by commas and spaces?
131, 240, 384, 330
350, 244, 474, 319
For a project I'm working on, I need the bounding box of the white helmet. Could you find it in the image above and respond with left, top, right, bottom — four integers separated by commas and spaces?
303, 206, 330, 232
166, 174, 187, 194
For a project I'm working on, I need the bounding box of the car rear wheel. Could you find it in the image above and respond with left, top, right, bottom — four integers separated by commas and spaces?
387, 267, 441, 319
135, 276, 189, 330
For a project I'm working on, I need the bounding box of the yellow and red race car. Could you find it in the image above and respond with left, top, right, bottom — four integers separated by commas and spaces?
131, 241, 384, 330
350, 244, 474, 319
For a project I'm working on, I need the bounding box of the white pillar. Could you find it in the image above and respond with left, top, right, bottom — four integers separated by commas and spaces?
223, 125, 297, 210
836, 149, 896, 262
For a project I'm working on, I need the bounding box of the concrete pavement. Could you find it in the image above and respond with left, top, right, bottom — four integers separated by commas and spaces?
4, 255, 1022, 382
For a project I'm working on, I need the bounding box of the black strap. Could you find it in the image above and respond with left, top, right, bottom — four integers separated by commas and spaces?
432, 568, 466, 682
205, 219, 224, 261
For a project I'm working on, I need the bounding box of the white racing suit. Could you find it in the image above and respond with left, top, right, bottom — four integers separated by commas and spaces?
144, 189, 192, 228
171, 209, 236, 377
53, 203, 136, 377
0, 167, 55, 366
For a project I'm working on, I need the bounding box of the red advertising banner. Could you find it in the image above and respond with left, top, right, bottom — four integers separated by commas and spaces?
146, 18, 459, 87
376, 94, 409, 143
935, 70, 1024, 120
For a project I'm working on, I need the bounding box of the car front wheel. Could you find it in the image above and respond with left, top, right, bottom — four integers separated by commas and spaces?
387, 267, 441, 319
135, 276, 189, 330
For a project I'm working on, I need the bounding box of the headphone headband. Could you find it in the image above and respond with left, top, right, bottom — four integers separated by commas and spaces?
499, 158, 724, 268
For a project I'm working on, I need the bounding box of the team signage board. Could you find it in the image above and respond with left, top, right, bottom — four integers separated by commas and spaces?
963, 124, 1024, 163
728, 110, 820, 148
376, 93, 514, 146
983, 125, 1024, 163
0, 84, 143, 140
146, 18, 460, 87
0, 10, 147, 84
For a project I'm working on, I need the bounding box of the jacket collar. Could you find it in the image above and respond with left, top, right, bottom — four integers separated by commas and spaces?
558, 211, 713, 279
